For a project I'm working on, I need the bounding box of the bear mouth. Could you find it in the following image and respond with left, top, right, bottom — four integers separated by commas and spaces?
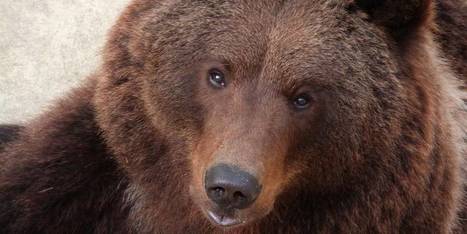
205, 209, 245, 227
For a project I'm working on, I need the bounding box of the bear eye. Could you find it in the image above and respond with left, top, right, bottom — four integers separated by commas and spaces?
292, 93, 313, 110
208, 69, 226, 89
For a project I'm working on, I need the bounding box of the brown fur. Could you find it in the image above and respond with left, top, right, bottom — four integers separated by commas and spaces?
436, 0, 467, 84
0, 0, 465, 233
0, 125, 23, 151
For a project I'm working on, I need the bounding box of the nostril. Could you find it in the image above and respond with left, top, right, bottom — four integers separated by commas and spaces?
233, 191, 246, 200
232, 191, 248, 208
209, 187, 226, 199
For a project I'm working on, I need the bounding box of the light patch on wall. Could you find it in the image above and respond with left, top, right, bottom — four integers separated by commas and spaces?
0, 0, 130, 122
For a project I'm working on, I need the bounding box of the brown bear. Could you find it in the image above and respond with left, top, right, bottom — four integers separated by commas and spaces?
0, 0, 466, 233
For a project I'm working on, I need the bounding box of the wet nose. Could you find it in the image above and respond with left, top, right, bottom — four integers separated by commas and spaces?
205, 164, 261, 210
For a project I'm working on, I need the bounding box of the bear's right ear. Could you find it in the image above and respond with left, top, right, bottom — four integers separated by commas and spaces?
347, 0, 434, 40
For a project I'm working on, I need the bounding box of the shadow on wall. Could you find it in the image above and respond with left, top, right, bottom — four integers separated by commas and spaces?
0, 0, 130, 123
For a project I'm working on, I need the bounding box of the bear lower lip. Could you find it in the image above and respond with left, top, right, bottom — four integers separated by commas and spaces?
207, 210, 243, 227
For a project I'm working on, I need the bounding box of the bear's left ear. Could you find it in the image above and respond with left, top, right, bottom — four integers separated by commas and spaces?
348, 0, 434, 39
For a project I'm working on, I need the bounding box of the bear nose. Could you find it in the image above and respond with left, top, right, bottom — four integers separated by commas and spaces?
205, 164, 261, 210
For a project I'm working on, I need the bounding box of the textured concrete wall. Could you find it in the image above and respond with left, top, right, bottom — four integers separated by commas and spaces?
0, 0, 130, 123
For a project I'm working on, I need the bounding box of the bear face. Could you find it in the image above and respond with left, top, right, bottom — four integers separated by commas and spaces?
94, 0, 459, 230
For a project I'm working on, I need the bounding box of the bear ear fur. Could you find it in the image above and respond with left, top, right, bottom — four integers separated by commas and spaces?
349, 0, 434, 39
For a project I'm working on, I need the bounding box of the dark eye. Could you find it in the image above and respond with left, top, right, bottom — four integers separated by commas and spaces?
208, 69, 226, 88
292, 93, 312, 110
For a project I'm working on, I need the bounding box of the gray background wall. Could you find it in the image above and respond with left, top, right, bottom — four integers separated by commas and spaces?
0, 0, 130, 123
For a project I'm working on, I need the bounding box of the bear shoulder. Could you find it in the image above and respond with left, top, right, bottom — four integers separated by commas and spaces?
0, 80, 131, 233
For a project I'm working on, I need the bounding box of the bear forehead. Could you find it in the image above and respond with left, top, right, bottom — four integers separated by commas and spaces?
135, 0, 393, 86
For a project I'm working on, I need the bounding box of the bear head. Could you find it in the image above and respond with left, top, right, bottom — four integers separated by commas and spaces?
94, 0, 448, 230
